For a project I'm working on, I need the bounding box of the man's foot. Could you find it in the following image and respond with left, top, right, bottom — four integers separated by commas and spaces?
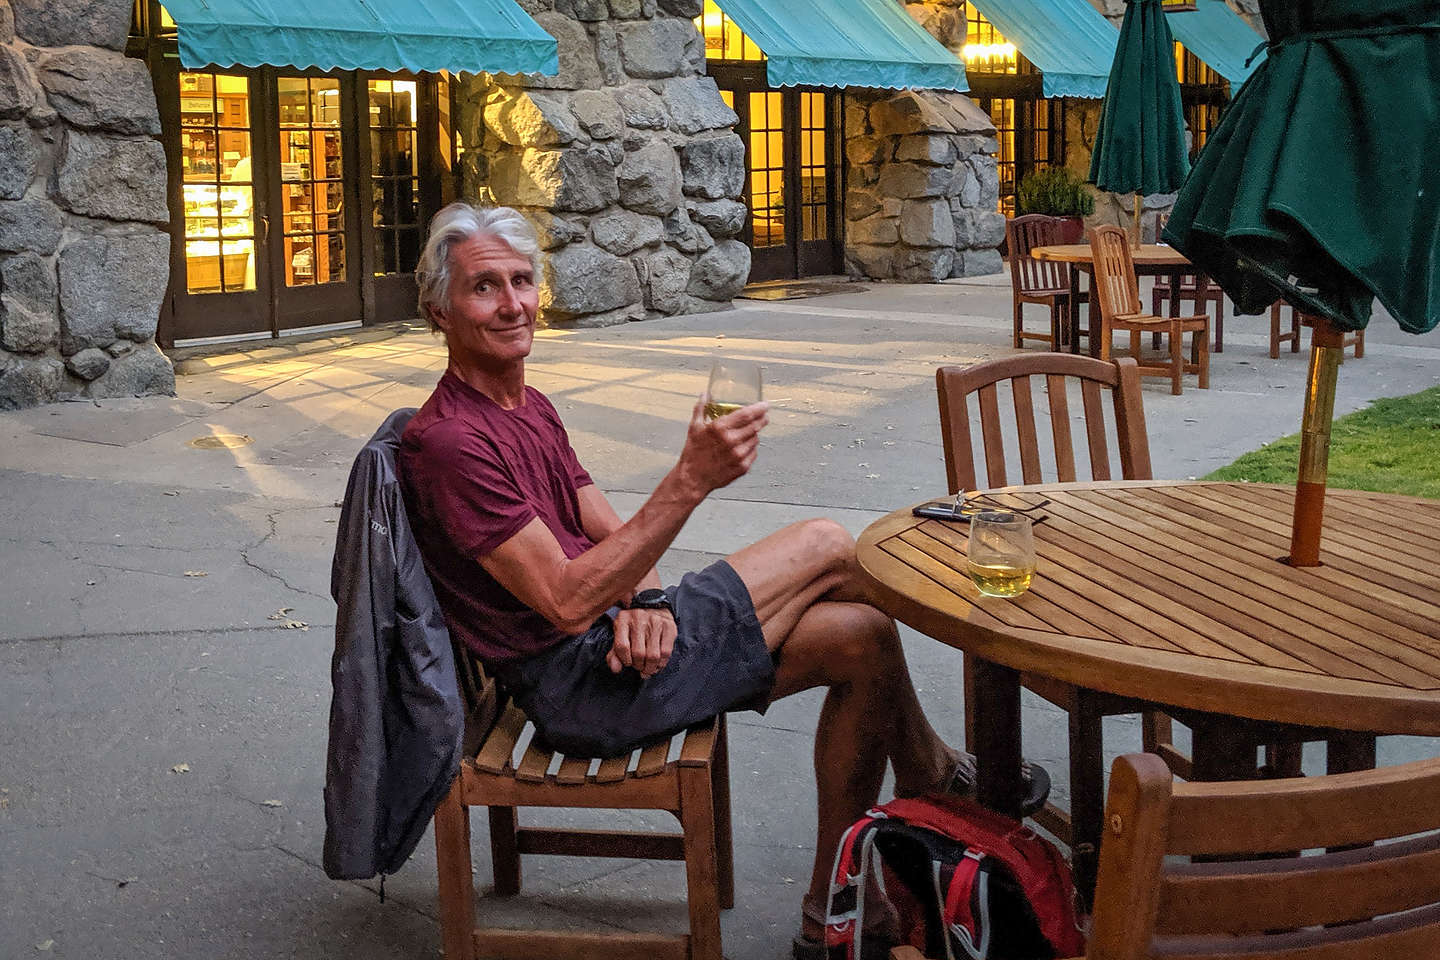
941, 752, 1052, 818
793, 893, 895, 960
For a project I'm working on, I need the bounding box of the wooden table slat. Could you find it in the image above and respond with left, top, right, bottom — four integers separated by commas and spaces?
856, 484, 1440, 740
1184, 484, 1440, 586
1082, 489, 1440, 665
1142, 487, 1440, 619
1038, 507, 1428, 686
1051, 492, 1440, 684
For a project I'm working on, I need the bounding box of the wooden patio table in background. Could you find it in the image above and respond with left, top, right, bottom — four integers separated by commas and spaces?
1031, 243, 1194, 355
857, 481, 1440, 896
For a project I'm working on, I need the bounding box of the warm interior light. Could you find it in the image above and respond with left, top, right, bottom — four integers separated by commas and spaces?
963, 42, 1017, 62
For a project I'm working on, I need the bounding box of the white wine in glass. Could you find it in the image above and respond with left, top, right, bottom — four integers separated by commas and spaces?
705, 358, 762, 420
966, 511, 1037, 598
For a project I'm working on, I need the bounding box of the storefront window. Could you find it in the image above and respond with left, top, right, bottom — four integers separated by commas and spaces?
962, 6, 1018, 75
695, 0, 765, 62
1174, 42, 1221, 86
277, 77, 346, 286
179, 71, 256, 294
368, 78, 421, 276
748, 92, 785, 249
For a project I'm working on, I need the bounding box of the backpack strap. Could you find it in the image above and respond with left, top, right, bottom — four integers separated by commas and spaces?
824, 810, 889, 960
939, 849, 989, 960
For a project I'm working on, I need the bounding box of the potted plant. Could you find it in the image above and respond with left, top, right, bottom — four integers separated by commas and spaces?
1016, 167, 1095, 243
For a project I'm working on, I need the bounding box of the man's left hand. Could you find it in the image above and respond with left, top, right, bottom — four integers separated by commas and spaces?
607, 607, 677, 678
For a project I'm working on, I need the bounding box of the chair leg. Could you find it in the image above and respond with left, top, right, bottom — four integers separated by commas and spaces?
488, 806, 521, 897
1354, 328, 1365, 359
1170, 322, 1183, 395
1129, 329, 1140, 362
713, 716, 735, 911
1197, 323, 1210, 390
1013, 300, 1024, 349
1269, 303, 1281, 359
1213, 294, 1225, 353
679, 764, 724, 960
435, 778, 478, 960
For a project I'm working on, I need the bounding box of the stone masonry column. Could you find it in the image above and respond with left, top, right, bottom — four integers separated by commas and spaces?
0, 0, 174, 409
843, 90, 1005, 281
453, 0, 750, 327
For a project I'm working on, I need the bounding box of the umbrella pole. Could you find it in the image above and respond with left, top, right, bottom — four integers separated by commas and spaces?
1132, 194, 1142, 248
1288, 314, 1345, 566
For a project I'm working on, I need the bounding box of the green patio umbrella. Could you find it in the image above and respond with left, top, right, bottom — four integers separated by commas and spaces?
1163, 0, 1439, 565
1088, 0, 1191, 241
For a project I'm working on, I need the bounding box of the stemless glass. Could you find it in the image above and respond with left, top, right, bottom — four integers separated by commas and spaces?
966, 511, 1037, 598
705, 358, 762, 420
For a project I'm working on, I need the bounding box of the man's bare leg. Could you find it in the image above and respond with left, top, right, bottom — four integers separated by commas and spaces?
724, 519, 960, 938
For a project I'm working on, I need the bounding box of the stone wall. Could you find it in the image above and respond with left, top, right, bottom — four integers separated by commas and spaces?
454, 0, 750, 327
842, 90, 1004, 281
0, 0, 173, 409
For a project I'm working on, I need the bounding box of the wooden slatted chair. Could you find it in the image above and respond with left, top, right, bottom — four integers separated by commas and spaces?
1006, 214, 1073, 350
434, 643, 733, 960
1152, 272, 1226, 352
1090, 225, 1210, 395
935, 352, 1183, 899
1270, 302, 1365, 360
891, 751, 1440, 960
1086, 751, 1440, 960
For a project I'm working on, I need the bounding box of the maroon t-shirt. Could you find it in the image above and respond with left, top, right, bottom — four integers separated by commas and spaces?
398, 371, 595, 665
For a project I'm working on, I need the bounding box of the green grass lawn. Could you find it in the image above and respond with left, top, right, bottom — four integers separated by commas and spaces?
1204, 385, 1440, 499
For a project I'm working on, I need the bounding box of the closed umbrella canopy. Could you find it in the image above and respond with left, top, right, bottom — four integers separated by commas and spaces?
1163, 0, 1439, 334
1087, 0, 1190, 197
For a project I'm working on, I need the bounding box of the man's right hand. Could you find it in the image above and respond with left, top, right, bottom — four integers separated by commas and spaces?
674, 396, 769, 498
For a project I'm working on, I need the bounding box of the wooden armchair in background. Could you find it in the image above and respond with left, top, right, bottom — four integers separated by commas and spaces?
934, 353, 1180, 898
1090, 225, 1209, 395
434, 645, 733, 960
1006, 215, 1073, 351
1270, 301, 1366, 360
1152, 272, 1226, 352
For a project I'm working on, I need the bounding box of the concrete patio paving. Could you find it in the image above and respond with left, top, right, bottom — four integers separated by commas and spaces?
4, 277, 1440, 960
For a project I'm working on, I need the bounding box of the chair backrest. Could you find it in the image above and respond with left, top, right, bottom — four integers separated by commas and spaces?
1089, 225, 1143, 322
1090, 752, 1440, 960
1006, 214, 1069, 295
935, 353, 1152, 493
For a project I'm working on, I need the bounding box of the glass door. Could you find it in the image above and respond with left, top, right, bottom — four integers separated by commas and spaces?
267, 74, 362, 332
165, 67, 272, 340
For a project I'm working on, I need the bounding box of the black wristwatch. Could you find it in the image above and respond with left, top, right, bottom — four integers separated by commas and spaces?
624, 588, 673, 614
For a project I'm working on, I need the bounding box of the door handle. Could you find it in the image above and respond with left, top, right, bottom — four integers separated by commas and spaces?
259, 215, 270, 244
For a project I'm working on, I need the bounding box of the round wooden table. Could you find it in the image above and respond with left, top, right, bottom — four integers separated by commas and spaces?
1030, 243, 1203, 355
858, 481, 1440, 889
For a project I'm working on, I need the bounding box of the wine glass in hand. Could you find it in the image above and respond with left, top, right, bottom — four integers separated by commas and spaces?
705, 358, 762, 420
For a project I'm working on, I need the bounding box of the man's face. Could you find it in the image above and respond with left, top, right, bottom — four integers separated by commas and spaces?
431, 234, 539, 369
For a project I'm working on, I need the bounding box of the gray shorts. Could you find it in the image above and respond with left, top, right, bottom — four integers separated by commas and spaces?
496, 559, 775, 758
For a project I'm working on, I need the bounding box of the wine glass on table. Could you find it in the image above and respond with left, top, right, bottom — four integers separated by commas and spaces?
966, 511, 1037, 598
705, 358, 762, 420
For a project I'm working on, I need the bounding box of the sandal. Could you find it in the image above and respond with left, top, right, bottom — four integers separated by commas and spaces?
940, 752, 1052, 819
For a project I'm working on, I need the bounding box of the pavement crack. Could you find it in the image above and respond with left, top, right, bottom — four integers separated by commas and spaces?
239, 509, 330, 602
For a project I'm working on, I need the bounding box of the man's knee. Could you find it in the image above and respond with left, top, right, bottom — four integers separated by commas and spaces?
792, 517, 855, 567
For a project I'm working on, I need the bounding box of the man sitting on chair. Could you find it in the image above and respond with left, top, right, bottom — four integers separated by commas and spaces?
398, 203, 1048, 955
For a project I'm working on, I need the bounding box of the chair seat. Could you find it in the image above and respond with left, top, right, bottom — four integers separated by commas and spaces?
1113, 312, 1207, 329
438, 700, 733, 960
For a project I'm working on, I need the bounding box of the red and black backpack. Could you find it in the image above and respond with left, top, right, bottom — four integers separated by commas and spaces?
823, 793, 1087, 960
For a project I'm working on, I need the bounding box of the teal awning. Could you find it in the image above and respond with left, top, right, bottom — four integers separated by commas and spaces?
160, 0, 558, 75
967, 0, 1118, 99
1166, 0, 1265, 85
715, 0, 968, 91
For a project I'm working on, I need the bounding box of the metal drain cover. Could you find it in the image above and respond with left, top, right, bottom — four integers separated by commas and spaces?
188, 434, 253, 449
